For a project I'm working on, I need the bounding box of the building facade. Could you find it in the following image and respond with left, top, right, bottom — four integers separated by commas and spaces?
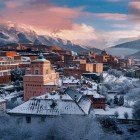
23, 54, 59, 101
0, 69, 11, 84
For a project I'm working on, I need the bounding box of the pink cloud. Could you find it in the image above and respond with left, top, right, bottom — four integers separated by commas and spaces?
129, 1, 140, 11
129, 1, 140, 22
0, 3, 82, 32
93, 13, 127, 20
55, 24, 98, 45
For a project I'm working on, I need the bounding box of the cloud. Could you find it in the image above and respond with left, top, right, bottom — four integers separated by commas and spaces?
129, 1, 140, 22
0, 1, 82, 32
129, 1, 140, 11
0, 0, 139, 49
55, 24, 98, 46
93, 13, 127, 20
102, 27, 140, 47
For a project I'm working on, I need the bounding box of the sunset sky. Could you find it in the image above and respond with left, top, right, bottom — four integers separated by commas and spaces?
0, 0, 140, 49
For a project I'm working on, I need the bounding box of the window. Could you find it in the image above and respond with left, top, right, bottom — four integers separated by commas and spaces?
46, 70, 48, 74
26, 116, 31, 123
35, 70, 39, 75
41, 117, 46, 122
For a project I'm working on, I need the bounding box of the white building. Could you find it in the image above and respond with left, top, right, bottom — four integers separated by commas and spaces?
8, 88, 91, 123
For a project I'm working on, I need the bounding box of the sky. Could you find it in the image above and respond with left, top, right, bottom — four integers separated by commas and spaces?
0, 0, 140, 49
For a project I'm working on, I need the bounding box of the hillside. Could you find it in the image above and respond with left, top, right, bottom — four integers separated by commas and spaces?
111, 39, 140, 50
106, 39, 140, 56
0, 24, 101, 53
127, 51, 140, 59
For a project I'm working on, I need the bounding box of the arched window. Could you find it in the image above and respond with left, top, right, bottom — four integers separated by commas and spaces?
35, 69, 39, 75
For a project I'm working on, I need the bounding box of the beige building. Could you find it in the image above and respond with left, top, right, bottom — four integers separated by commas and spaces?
23, 54, 59, 101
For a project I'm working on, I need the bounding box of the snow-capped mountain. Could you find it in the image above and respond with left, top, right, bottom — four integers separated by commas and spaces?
0, 24, 101, 53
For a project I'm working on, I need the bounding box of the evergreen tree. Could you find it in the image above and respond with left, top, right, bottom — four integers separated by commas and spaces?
97, 85, 100, 94
118, 96, 124, 106
114, 111, 119, 118
114, 95, 118, 105
124, 112, 129, 120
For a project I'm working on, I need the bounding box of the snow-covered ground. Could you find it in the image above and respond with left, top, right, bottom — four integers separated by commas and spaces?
94, 106, 132, 119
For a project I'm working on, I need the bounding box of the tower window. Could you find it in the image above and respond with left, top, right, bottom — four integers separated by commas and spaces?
46, 70, 48, 74
35, 70, 39, 75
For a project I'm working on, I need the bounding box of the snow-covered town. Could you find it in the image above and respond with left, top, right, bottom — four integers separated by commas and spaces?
0, 0, 140, 139
0, 49, 139, 139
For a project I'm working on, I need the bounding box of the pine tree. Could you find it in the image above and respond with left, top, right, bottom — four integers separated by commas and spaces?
124, 112, 129, 119
114, 95, 118, 105
118, 96, 124, 106
97, 85, 100, 94
114, 111, 119, 118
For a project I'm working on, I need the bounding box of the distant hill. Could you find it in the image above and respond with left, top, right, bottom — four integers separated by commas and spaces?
89, 47, 102, 54
0, 24, 101, 53
106, 39, 140, 56
111, 39, 140, 50
127, 51, 140, 59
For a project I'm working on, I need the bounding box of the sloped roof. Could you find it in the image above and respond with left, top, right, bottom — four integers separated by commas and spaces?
8, 91, 91, 116
65, 88, 82, 102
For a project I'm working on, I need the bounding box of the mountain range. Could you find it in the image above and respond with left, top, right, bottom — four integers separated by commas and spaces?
0, 24, 139, 57
127, 51, 140, 59
0, 24, 101, 53
106, 39, 140, 57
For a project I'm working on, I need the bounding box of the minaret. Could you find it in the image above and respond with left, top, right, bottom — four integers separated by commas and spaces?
23, 53, 59, 101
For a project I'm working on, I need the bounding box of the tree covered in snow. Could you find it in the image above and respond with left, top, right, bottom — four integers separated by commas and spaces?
0, 113, 126, 140
11, 68, 25, 82
114, 111, 119, 118
118, 96, 124, 106
13, 80, 23, 91
108, 69, 122, 78
0, 89, 6, 95
114, 95, 118, 105
125, 88, 140, 106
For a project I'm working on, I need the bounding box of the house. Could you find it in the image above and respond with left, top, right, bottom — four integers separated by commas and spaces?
7, 89, 91, 123
82, 73, 101, 83
64, 61, 103, 78
62, 77, 80, 89
81, 88, 106, 110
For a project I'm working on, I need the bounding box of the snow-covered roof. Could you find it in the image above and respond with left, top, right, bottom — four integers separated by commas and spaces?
94, 107, 133, 119
1, 85, 14, 90
82, 73, 100, 76
37, 92, 73, 101
0, 91, 23, 100
62, 77, 80, 84
78, 97, 91, 114
44, 81, 58, 86
32, 53, 50, 63
65, 88, 82, 102
82, 89, 104, 98
0, 98, 6, 103
8, 90, 91, 116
